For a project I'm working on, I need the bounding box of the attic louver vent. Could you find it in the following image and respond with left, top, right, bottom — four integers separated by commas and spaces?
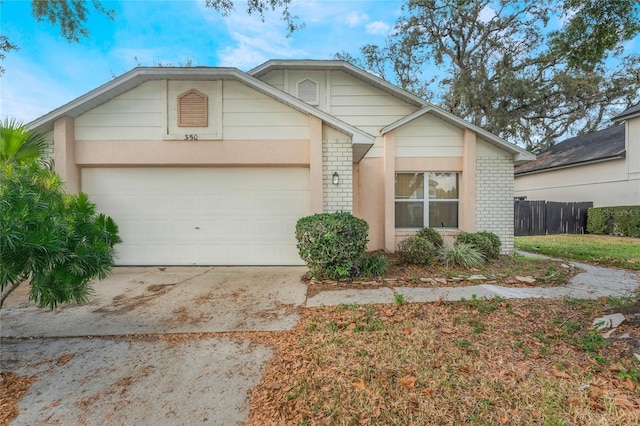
178, 89, 208, 127
297, 79, 318, 104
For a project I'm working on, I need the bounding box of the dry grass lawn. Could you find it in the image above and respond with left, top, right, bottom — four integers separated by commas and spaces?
250, 297, 640, 425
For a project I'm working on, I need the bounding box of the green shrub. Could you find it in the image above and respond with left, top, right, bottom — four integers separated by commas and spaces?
438, 242, 485, 268
587, 206, 640, 237
295, 212, 369, 280
397, 236, 436, 265
586, 207, 611, 234
456, 231, 501, 259
358, 253, 388, 277
416, 227, 444, 248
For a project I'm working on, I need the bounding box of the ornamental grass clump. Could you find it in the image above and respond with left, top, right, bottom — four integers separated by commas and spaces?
295, 212, 369, 280
438, 242, 485, 268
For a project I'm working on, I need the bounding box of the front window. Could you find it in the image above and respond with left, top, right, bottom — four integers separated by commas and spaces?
395, 172, 459, 228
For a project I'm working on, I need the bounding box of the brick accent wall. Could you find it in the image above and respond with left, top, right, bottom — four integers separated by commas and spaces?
476, 155, 514, 254
323, 139, 352, 212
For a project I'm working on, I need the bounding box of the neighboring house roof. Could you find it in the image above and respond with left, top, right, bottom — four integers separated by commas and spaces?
514, 124, 625, 175
250, 59, 534, 161
613, 103, 640, 121
26, 66, 376, 161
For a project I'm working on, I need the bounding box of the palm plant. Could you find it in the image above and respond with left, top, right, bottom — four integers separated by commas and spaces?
0, 118, 49, 165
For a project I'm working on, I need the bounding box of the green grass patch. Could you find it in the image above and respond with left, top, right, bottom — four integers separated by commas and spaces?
515, 234, 640, 270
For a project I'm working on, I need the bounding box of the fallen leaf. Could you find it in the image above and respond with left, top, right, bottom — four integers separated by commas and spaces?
501, 414, 509, 424
421, 388, 434, 397
459, 365, 473, 373
385, 309, 394, 317
398, 375, 416, 389
57, 354, 75, 366
588, 400, 605, 411
516, 362, 531, 375
614, 394, 637, 410
352, 380, 366, 390
625, 378, 635, 391
321, 386, 332, 392
589, 384, 603, 400
441, 328, 455, 334
359, 418, 370, 425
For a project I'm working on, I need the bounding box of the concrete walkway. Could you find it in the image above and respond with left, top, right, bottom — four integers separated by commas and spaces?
307, 254, 639, 307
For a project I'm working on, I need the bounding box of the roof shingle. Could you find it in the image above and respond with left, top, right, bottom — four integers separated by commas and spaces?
514, 125, 625, 175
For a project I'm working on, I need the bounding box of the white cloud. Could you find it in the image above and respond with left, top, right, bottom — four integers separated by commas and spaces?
366, 21, 391, 35
216, 12, 307, 69
478, 5, 496, 23
345, 11, 369, 27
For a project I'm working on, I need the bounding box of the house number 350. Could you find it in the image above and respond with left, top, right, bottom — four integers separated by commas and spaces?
184, 134, 199, 141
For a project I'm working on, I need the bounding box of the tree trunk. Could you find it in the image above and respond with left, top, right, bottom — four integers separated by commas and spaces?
0, 282, 22, 309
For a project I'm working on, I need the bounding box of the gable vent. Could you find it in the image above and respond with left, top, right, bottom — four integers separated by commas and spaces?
297, 79, 318, 105
178, 89, 208, 127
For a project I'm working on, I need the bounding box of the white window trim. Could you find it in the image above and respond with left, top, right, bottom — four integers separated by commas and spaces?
395, 172, 460, 230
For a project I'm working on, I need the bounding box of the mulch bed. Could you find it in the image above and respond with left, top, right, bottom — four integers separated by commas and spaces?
306, 255, 580, 297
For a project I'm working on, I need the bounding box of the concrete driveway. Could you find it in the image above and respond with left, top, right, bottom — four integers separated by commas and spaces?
0, 266, 307, 425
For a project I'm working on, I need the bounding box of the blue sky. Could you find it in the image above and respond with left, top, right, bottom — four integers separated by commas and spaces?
0, 0, 402, 122
1, 0, 639, 126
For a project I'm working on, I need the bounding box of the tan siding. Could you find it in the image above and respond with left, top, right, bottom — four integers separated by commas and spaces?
514, 159, 640, 207
394, 113, 464, 158
259, 70, 285, 91
75, 81, 164, 141
222, 80, 309, 140
329, 71, 418, 139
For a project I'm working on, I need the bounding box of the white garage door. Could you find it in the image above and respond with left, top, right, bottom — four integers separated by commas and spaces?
82, 167, 310, 265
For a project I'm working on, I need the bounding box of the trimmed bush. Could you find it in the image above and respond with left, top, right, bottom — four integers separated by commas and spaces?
295, 212, 369, 280
456, 231, 501, 259
358, 253, 388, 277
587, 206, 640, 237
438, 242, 485, 268
397, 236, 436, 265
416, 227, 444, 248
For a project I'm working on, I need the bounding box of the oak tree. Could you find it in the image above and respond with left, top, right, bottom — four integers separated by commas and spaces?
337, 0, 640, 150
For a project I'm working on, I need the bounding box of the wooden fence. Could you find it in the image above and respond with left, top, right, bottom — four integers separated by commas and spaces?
514, 200, 593, 236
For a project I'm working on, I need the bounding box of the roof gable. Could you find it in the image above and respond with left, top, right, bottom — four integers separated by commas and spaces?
251, 60, 534, 161
27, 66, 375, 160
382, 106, 535, 161
514, 125, 625, 175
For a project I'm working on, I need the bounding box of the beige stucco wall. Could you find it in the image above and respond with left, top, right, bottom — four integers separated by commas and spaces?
514, 158, 639, 207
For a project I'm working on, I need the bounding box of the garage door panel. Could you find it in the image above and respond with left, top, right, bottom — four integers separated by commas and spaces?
82, 167, 310, 265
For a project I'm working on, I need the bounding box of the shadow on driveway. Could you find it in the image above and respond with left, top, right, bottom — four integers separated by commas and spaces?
1, 266, 307, 425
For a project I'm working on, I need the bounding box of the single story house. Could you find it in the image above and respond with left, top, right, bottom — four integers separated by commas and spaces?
514, 104, 640, 207
28, 60, 534, 266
